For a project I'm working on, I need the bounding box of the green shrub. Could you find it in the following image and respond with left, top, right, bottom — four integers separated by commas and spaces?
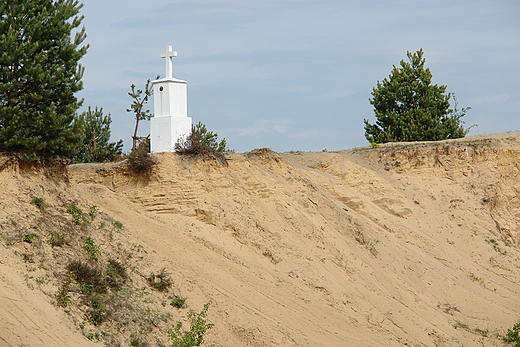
89, 205, 99, 220
67, 260, 106, 294
56, 273, 73, 307
147, 269, 172, 292
88, 295, 106, 326
174, 122, 228, 160
32, 197, 45, 206
23, 234, 35, 243
130, 332, 141, 346
48, 230, 67, 246
83, 237, 101, 260
127, 139, 156, 174
504, 321, 520, 346
168, 303, 213, 347
110, 286, 171, 327
66, 260, 111, 326
171, 296, 187, 309
84, 332, 101, 341
56, 281, 71, 307
67, 203, 86, 225
106, 259, 128, 290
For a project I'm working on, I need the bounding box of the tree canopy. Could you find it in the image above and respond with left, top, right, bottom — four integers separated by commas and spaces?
0, 0, 89, 158
364, 49, 470, 144
73, 106, 123, 163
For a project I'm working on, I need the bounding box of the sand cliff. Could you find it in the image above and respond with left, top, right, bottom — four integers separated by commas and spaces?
1, 132, 519, 346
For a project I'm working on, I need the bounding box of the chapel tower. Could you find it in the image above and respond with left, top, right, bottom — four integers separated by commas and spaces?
150, 45, 192, 153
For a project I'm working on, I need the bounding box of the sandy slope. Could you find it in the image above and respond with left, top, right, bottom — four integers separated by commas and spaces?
1, 132, 520, 346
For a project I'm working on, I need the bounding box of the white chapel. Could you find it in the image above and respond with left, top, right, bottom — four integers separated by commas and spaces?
150, 45, 192, 153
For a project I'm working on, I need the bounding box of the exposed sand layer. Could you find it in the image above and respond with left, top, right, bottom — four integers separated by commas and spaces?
1, 132, 520, 346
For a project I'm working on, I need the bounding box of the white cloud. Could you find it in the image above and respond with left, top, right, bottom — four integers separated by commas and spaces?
484, 94, 511, 103
237, 119, 291, 136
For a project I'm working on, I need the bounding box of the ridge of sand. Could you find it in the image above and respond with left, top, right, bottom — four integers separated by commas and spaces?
1, 132, 519, 346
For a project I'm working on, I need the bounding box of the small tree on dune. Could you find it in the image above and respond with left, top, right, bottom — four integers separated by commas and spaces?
174, 121, 228, 155
127, 79, 154, 153
73, 106, 123, 163
364, 49, 471, 144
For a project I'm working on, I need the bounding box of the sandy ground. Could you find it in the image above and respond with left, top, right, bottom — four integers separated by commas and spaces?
1, 132, 520, 346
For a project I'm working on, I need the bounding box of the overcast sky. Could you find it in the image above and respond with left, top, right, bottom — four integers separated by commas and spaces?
76, 0, 520, 153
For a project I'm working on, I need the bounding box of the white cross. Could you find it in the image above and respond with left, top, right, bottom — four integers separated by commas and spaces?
160, 45, 177, 79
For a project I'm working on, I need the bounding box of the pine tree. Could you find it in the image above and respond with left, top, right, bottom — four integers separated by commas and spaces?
364, 49, 470, 144
174, 121, 228, 155
127, 80, 153, 153
191, 121, 228, 153
73, 106, 123, 163
0, 0, 89, 158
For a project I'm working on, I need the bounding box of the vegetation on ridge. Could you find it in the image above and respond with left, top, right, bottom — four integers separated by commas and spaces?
364, 49, 472, 144
175, 121, 228, 155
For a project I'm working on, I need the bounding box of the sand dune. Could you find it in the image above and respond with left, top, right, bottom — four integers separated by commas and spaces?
1, 132, 519, 346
